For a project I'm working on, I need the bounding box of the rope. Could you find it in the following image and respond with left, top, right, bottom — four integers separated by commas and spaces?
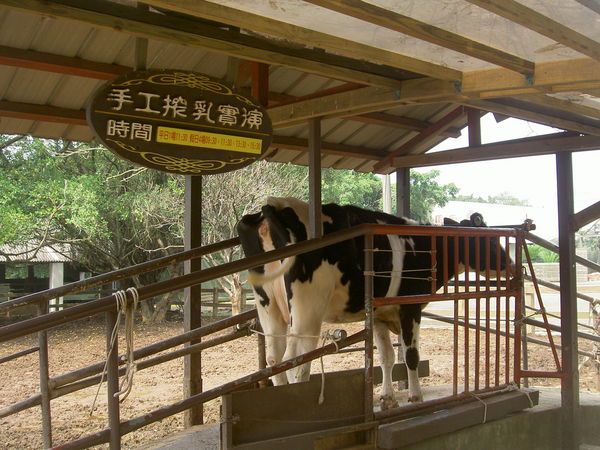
89, 287, 139, 415
513, 307, 545, 327
318, 329, 344, 405
250, 327, 344, 405
469, 392, 488, 424
115, 287, 139, 402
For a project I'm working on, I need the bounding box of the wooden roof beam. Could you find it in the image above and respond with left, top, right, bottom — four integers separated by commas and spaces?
267, 88, 461, 137
465, 99, 600, 136
0, 100, 87, 126
269, 58, 600, 128
271, 135, 385, 160
517, 94, 600, 121
466, 0, 600, 61
573, 200, 600, 231
0, 45, 129, 79
392, 133, 600, 168
140, 0, 462, 81
373, 106, 465, 172
2, 0, 413, 89
305, 0, 535, 74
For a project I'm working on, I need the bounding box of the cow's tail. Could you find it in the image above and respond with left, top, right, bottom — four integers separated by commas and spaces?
247, 255, 295, 286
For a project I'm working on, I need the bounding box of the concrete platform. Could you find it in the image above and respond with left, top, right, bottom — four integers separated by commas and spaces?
138, 388, 600, 449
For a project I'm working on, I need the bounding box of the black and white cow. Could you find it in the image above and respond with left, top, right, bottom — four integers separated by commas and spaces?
237, 197, 510, 408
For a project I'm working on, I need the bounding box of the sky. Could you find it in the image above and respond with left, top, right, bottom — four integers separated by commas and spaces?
406, 113, 599, 239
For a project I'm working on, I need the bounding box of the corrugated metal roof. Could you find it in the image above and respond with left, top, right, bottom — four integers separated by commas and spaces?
0, 0, 597, 173
0, 244, 74, 263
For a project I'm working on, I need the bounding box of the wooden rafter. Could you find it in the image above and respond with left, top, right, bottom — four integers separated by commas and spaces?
465, 99, 600, 136
466, 0, 600, 61
392, 133, 600, 168
0, 45, 129, 79
573, 200, 600, 231
373, 106, 465, 172
305, 0, 534, 74
269, 58, 600, 129
271, 135, 385, 160
518, 94, 600, 121
0, 101, 87, 126
140, 0, 461, 81
349, 112, 462, 138
1, 0, 413, 88
575, 0, 600, 15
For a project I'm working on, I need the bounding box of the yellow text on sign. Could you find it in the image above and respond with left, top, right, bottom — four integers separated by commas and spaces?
156, 126, 262, 154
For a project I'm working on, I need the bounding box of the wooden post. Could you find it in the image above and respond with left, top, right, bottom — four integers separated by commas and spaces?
184, 175, 203, 427
556, 152, 580, 449
467, 107, 482, 147
395, 168, 410, 218
213, 287, 218, 318
309, 118, 322, 239
37, 301, 52, 448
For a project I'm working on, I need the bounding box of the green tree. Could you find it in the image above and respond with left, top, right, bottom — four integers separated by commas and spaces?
321, 168, 382, 209
408, 170, 459, 222
0, 137, 185, 321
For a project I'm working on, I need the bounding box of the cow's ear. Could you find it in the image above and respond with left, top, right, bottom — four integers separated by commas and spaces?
444, 218, 459, 226
470, 213, 486, 227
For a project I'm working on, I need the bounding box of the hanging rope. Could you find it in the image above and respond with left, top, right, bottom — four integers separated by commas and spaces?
89, 287, 140, 415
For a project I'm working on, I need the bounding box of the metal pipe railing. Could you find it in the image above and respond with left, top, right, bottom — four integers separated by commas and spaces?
0, 238, 240, 312
54, 330, 367, 449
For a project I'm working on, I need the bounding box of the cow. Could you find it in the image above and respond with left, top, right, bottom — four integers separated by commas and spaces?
237, 197, 511, 408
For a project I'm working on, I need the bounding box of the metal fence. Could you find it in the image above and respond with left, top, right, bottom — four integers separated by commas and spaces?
2, 223, 590, 449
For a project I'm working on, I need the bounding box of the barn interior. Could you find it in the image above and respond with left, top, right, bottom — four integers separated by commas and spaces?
0, 1, 600, 448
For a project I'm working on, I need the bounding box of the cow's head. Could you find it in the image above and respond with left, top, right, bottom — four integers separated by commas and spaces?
444, 213, 514, 278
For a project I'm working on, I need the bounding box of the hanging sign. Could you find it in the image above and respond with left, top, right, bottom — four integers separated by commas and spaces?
86, 69, 272, 175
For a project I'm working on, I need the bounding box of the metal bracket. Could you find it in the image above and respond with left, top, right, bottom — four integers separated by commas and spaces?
452, 80, 462, 93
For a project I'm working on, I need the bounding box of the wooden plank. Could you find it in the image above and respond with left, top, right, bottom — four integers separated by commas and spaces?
269, 58, 600, 128
222, 362, 429, 449
373, 106, 465, 172
0, 45, 129, 79
306, 0, 534, 74
378, 389, 539, 449
0, 0, 410, 88
351, 112, 462, 138
465, 0, 600, 61
0, 100, 86, 125
392, 133, 600, 168
271, 135, 386, 160
575, 0, 600, 15
518, 94, 600, 121
141, 0, 462, 81
466, 99, 600, 136
573, 200, 600, 231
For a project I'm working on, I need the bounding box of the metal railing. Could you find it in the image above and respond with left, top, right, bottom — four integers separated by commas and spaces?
1, 223, 529, 449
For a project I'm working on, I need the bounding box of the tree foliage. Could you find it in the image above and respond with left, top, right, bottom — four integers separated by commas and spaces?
409, 170, 459, 222
1, 136, 458, 321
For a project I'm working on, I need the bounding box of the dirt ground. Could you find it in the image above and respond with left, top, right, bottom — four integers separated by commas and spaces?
1, 315, 598, 449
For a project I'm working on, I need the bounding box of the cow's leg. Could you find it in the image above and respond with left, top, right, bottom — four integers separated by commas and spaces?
283, 317, 322, 384
400, 305, 423, 402
255, 291, 288, 386
374, 320, 399, 409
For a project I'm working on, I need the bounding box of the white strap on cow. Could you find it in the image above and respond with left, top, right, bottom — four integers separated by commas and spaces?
90, 287, 140, 415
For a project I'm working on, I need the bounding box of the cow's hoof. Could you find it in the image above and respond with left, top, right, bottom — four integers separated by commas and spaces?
408, 395, 423, 403
379, 395, 399, 410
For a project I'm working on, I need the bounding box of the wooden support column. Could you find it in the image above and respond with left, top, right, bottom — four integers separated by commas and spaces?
556, 152, 580, 449
251, 62, 269, 107
184, 175, 203, 426
309, 118, 322, 239
395, 168, 410, 217
251, 61, 269, 372
467, 107, 481, 147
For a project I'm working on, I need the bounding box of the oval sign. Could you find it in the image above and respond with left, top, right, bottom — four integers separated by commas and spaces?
86, 69, 272, 175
